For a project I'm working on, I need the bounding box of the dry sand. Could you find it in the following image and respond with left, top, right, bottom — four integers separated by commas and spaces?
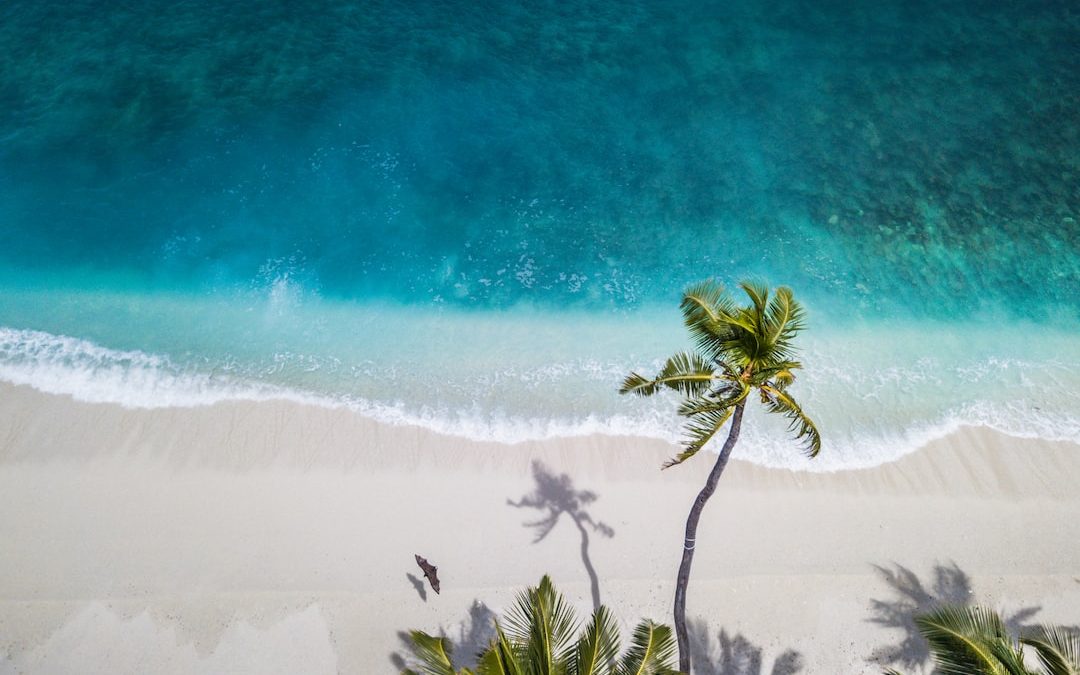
1, 382, 1078, 674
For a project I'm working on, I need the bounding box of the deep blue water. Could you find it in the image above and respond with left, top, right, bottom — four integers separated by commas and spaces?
1, 0, 1078, 468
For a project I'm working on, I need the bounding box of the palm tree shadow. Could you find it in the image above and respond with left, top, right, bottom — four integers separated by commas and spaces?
688, 618, 804, 675
389, 600, 496, 671
867, 562, 1042, 670
507, 460, 615, 611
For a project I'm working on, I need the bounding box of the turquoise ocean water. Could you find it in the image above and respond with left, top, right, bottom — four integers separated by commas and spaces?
1, 0, 1078, 469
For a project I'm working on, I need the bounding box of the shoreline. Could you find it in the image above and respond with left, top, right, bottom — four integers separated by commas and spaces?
3, 319, 1080, 473
2, 383, 1079, 673
1, 378, 1077, 478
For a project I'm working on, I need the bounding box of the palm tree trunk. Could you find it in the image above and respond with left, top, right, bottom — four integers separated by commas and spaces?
673, 402, 745, 673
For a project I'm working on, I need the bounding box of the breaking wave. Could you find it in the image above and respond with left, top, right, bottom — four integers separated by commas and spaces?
2, 324, 1077, 472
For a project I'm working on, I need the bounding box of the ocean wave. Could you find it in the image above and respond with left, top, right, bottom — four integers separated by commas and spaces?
0, 327, 304, 408
0, 326, 1077, 472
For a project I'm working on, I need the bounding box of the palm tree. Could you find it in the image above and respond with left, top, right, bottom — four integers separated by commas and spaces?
402, 575, 679, 675
884, 604, 1080, 674
620, 280, 820, 672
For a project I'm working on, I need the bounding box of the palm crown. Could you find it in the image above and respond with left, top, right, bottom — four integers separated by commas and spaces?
885, 604, 1080, 675
620, 280, 820, 468
403, 575, 679, 675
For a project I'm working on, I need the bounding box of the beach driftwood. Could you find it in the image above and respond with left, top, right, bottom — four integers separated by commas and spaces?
414, 554, 440, 594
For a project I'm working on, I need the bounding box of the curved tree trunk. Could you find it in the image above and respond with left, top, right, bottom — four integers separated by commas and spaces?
673, 402, 746, 673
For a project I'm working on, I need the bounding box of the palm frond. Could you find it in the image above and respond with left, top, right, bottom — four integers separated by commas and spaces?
771, 370, 795, 390
712, 358, 741, 380
620, 372, 659, 397
915, 605, 1010, 675
987, 638, 1032, 675
476, 624, 525, 675
676, 382, 748, 417
680, 280, 750, 360
724, 308, 763, 364
619, 353, 715, 398
738, 280, 770, 319
680, 279, 728, 326
657, 352, 716, 397
503, 575, 578, 673
569, 605, 620, 675
763, 286, 806, 361
676, 396, 715, 418
758, 385, 821, 458
746, 361, 802, 386
665, 405, 735, 469
617, 621, 678, 675
738, 281, 770, 363
1021, 625, 1080, 675
405, 631, 461, 675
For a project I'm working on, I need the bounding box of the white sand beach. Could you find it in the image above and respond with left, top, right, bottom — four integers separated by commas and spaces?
1, 382, 1078, 674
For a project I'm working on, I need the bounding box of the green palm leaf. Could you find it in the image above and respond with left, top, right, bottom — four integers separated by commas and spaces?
728, 311, 764, 364
988, 638, 1033, 675
712, 358, 741, 381
762, 286, 805, 360
503, 575, 578, 675
617, 621, 678, 675
748, 361, 803, 383
915, 605, 1011, 675
656, 353, 716, 397
619, 353, 714, 398
771, 370, 795, 389
738, 280, 770, 318
1021, 626, 1080, 675
619, 372, 656, 396
569, 605, 620, 675
404, 631, 462, 675
680, 281, 749, 360
665, 405, 735, 469
676, 381, 748, 417
675, 396, 723, 418
680, 280, 727, 325
408, 578, 684, 675
759, 385, 821, 458
477, 624, 526, 675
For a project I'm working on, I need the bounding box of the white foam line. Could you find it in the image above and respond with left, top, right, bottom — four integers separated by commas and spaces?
1, 327, 1076, 471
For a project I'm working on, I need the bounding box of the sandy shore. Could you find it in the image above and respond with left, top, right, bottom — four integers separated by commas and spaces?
1, 382, 1078, 674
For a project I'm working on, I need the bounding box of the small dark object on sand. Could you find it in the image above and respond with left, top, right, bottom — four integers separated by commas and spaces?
415, 554, 441, 594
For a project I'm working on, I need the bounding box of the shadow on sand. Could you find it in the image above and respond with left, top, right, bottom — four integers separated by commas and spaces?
390, 600, 496, 672
688, 618, 804, 675
867, 561, 1042, 671
508, 460, 614, 610
405, 572, 427, 602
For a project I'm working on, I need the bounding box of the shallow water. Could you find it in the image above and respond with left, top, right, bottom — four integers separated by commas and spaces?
1, 0, 1077, 469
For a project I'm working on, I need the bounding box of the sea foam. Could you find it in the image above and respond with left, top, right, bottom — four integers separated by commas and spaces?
1, 325, 1077, 472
